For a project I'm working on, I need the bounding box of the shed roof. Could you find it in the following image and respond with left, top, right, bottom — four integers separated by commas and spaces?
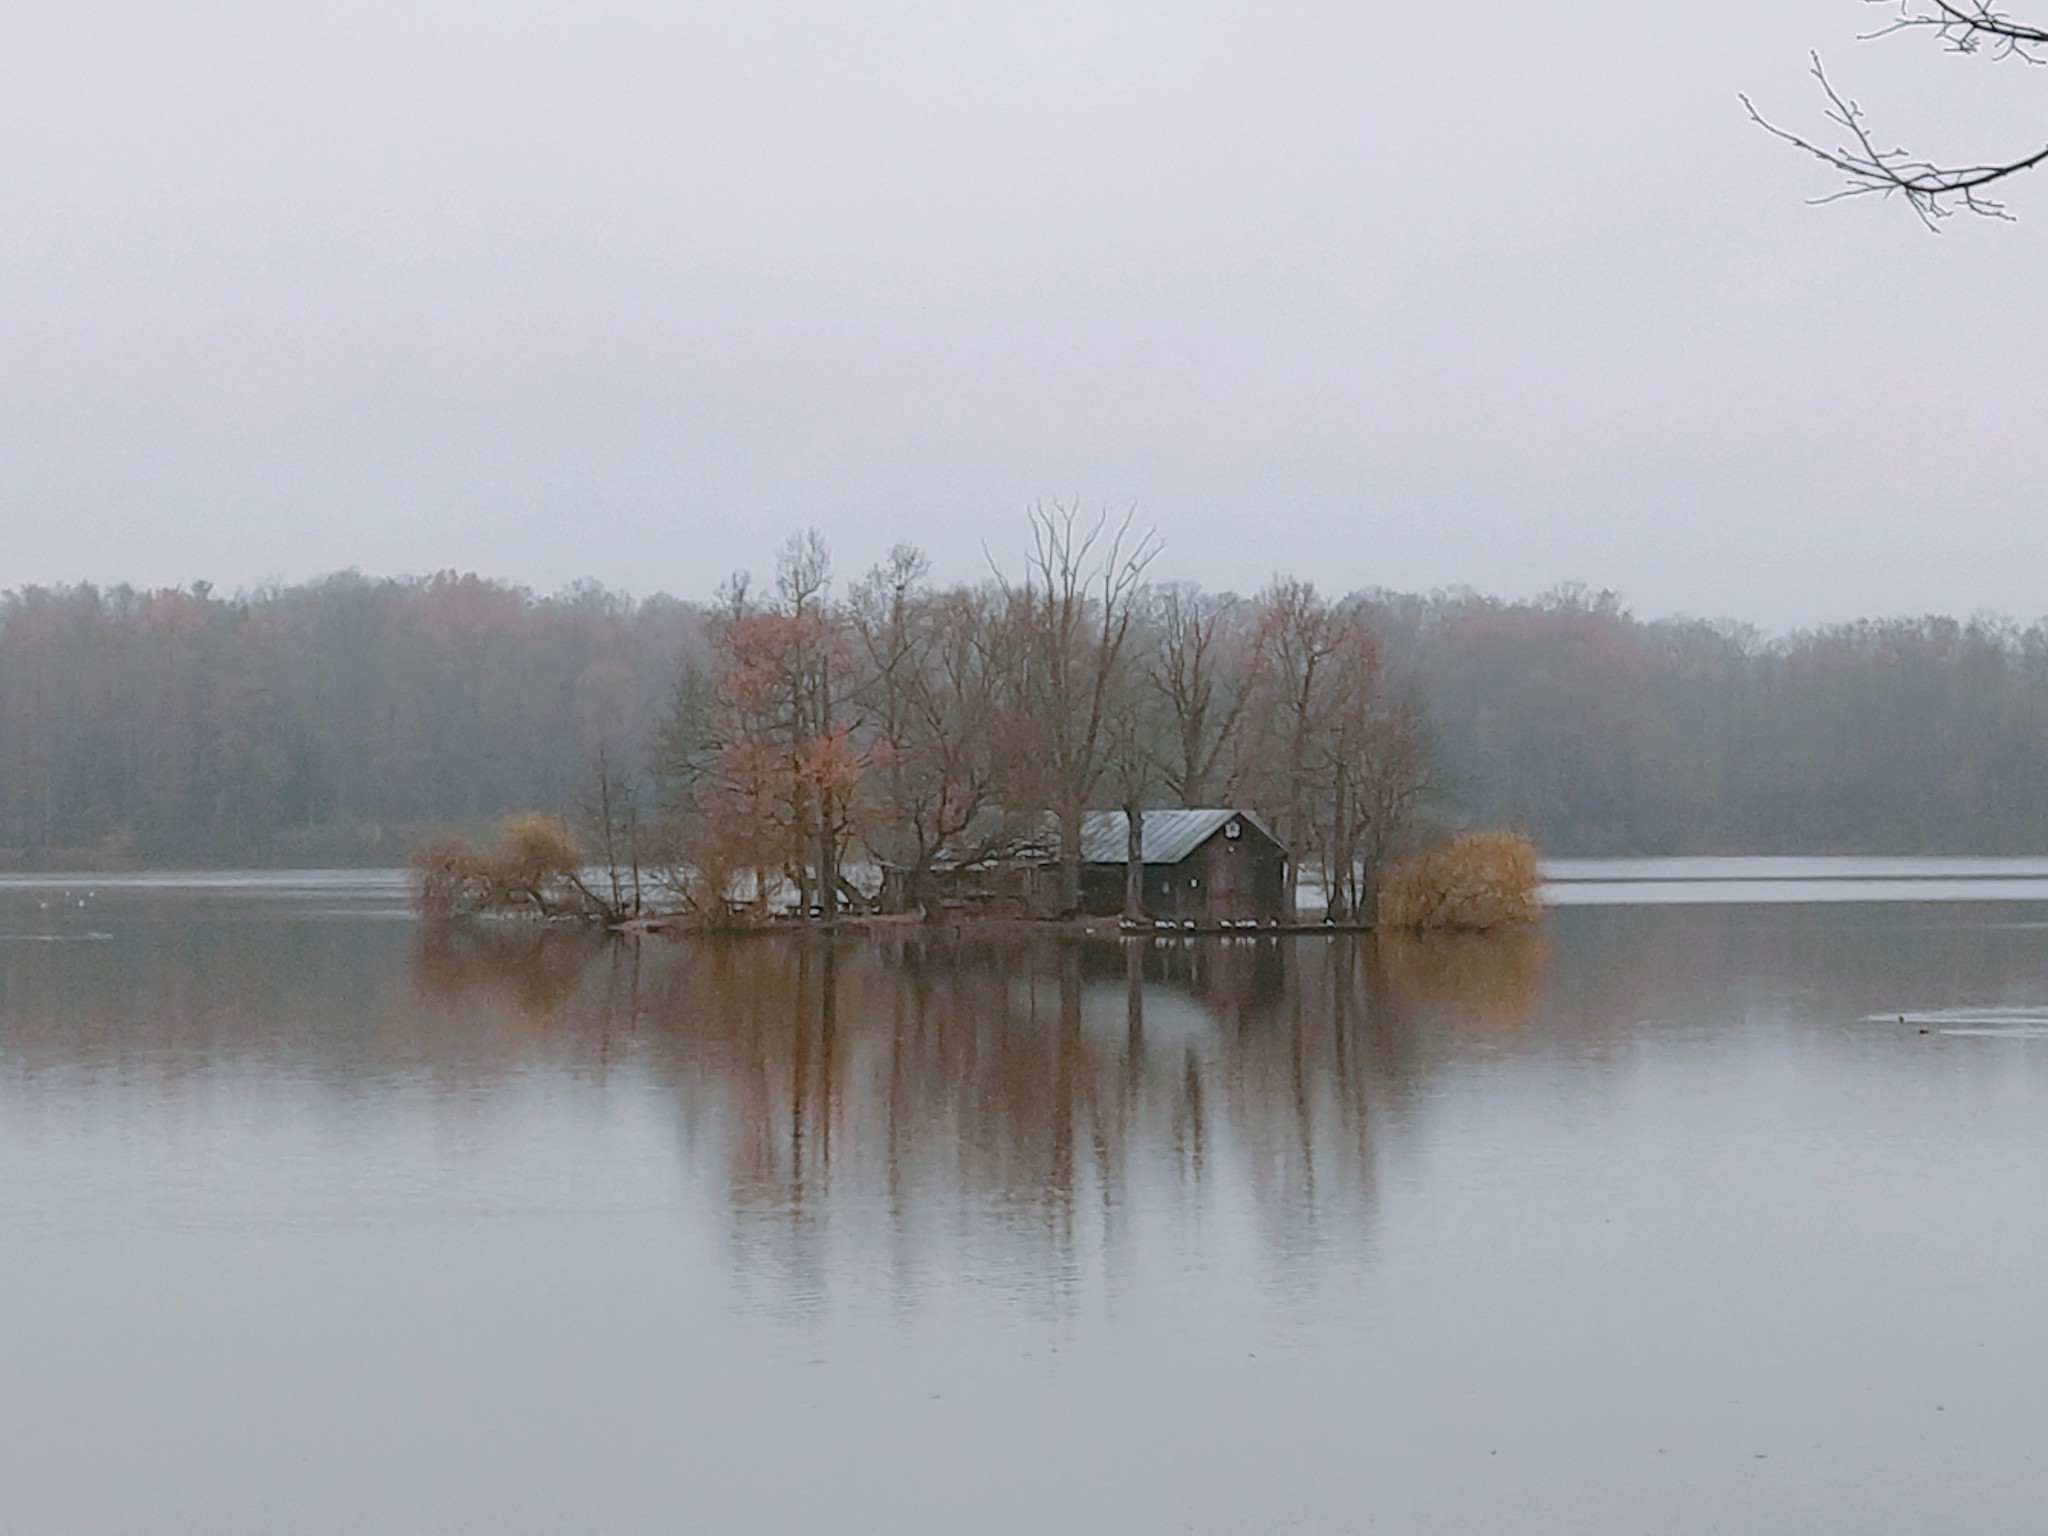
1078, 809, 1280, 866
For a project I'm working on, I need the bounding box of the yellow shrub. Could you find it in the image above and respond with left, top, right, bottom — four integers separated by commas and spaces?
409, 814, 593, 919
1376, 830, 1543, 931
409, 836, 494, 918
492, 813, 584, 903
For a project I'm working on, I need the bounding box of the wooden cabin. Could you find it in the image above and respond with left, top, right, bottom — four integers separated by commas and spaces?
1076, 809, 1289, 923
870, 808, 1058, 916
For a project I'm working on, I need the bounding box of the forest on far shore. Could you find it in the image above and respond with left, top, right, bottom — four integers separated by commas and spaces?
2, 518, 2045, 870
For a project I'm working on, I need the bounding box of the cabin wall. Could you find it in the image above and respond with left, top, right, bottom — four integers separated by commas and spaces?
1195, 834, 1287, 923
1146, 862, 1197, 918
1078, 832, 1289, 922
1078, 864, 1126, 915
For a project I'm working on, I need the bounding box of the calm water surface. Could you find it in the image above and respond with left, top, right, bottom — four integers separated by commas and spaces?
3, 865, 2046, 1533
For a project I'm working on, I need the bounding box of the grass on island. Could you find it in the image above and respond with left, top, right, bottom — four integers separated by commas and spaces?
1376, 830, 1543, 932
411, 813, 597, 921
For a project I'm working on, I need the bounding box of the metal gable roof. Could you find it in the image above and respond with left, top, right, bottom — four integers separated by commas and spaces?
1077, 808, 1276, 866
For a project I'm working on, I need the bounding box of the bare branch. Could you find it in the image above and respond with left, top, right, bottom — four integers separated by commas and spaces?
1744, 53, 2048, 226
1863, 0, 2048, 55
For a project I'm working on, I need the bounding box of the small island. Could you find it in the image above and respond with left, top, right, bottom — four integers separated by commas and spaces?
412, 805, 1542, 936
404, 511, 1540, 939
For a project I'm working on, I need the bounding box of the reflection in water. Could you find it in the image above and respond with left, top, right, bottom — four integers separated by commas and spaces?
1378, 928, 1548, 1032
413, 921, 618, 1027
399, 924, 1548, 1294
10, 885, 2048, 1535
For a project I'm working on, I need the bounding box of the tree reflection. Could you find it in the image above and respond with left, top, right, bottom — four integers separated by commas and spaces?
411, 921, 614, 1024
24, 892, 2048, 1323
1376, 930, 1549, 1035
401, 929, 1548, 1301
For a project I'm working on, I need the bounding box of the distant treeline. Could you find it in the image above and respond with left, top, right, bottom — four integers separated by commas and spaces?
1378, 590, 2048, 854
0, 573, 701, 864
1, 541, 2045, 866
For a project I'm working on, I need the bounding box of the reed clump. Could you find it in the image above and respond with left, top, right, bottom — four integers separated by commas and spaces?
1376, 830, 1543, 931
410, 813, 606, 921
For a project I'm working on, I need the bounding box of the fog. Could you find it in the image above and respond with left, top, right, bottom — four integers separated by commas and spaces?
4, 0, 2044, 628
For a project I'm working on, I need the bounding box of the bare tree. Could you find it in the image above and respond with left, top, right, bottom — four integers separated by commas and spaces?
649, 664, 719, 809
1148, 583, 1256, 807
1233, 584, 1431, 922
1749, 3, 2048, 224
997, 505, 1159, 914
1241, 579, 1347, 918
774, 531, 857, 921
848, 551, 1028, 912
1100, 669, 1164, 921
1325, 683, 1438, 924
579, 740, 643, 921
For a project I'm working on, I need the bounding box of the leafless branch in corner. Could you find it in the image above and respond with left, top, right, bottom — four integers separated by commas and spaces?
1861, 0, 2048, 56
1744, 51, 2048, 227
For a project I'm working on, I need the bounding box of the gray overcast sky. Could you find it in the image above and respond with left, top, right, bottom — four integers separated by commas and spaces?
3, 0, 2044, 629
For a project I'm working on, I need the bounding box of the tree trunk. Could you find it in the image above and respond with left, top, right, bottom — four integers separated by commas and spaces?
1125, 940, 1145, 1061
1326, 878, 1349, 924
1059, 803, 1083, 915
1123, 800, 1145, 920
817, 806, 838, 922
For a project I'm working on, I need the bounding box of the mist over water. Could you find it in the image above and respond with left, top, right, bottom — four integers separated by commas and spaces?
4, 873, 2047, 1533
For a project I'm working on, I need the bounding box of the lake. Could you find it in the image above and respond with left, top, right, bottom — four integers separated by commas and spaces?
3, 863, 2046, 1533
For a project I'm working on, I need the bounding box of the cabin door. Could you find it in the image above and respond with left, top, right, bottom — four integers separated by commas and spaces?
1206, 839, 1255, 923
